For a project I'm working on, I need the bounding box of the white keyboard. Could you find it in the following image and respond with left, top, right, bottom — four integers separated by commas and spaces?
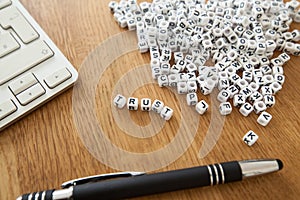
0, 0, 78, 131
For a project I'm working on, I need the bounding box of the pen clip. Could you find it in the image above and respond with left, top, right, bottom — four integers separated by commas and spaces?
61, 172, 145, 189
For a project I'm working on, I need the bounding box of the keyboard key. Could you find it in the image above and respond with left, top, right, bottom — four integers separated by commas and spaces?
16, 83, 45, 106
0, 100, 17, 120
0, 6, 39, 43
0, 40, 54, 85
0, 32, 20, 57
0, 0, 11, 9
44, 68, 72, 89
9, 73, 37, 95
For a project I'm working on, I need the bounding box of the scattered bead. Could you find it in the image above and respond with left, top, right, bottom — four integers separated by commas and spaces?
257, 111, 272, 126
239, 103, 254, 117
186, 93, 198, 106
243, 130, 259, 146
253, 101, 267, 114
217, 89, 230, 103
263, 95, 276, 108
109, 0, 300, 131
219, 102, 232, 116
196, 100, 209, 115
233, 94, 246, 107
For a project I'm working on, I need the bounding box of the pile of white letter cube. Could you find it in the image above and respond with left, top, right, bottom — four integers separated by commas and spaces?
109, 0, 300, 146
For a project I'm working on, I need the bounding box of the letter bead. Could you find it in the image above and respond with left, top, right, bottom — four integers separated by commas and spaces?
228, 85, 239, 98
160, 106, 174, 121
270, 81, 282, 94
168, 74, 178, 87
257, 111, 272, 126
200, 80, 215, 95
233, 94, 246, 107
253, 101, 267, 114
187, 81, 197, 93
186, 63, 197, 73
113, 94, 127, 109
219, 102, 232, 116
158, 75, 169, 87
272, 66, 284, 75
141, 98, 152, 111
262, 75, 274, 85
160, 63, 170, 75
274, 74, 285, 85
196, 100, 209, 115
239, 103, 254, 117
263, 95, 275, 108
243, 130, 259, 146
186, 92, 198, 106
218, 78, 230, 91
240, 86, 253, 98
249, 82, 259, 92
217, 89, 230, 103
249, 91, 263, 104
127, 97, 138, 111
152, 99, 164, 113
260, 86, 272, 96
177, 82, 188, 94
235, 78, 249, 90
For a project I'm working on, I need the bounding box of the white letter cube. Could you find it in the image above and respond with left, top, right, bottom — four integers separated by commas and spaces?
186, 93, 198, 106
257, 111, 272, 126
233, 94, 246, 107
243, 130, 259, 146
160, 106, 174, 120
113, 94, 127, 109
219, 102, 232, 115
187, 81, 197, 93
141, 98, 152, 111
239, 103, 253, 117
196, 100, 209, 115
151, 99, 164, 113
217, 89, 230, 103
263, 95, 276, 108
177, 82, 188, 94
158, 75, 169, 87
127, 97, 138, 110
253, 101, 267, 114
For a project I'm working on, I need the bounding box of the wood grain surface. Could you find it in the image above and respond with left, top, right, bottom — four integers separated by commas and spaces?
1, 0, 300, 199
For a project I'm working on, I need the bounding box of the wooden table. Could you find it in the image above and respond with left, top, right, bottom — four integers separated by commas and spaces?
1, 0, 300, 199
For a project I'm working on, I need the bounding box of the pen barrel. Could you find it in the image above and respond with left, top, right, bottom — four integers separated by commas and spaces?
73, 161, 242, 200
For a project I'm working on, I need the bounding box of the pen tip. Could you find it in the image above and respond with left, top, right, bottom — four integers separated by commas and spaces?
276, 159, 283, 170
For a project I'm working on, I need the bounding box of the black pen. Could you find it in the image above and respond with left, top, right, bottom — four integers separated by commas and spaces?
17, 159, 283, 200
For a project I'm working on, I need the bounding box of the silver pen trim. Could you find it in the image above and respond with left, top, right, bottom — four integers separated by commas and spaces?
41, 191, 46, 200
207, 165, 213, 186
238, 159, 281, 178
218, 163, 225, 184
61, 171, 145, 189
212, 165, 219, 185
52, 187, 73, 200
34, 193, 39, 200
